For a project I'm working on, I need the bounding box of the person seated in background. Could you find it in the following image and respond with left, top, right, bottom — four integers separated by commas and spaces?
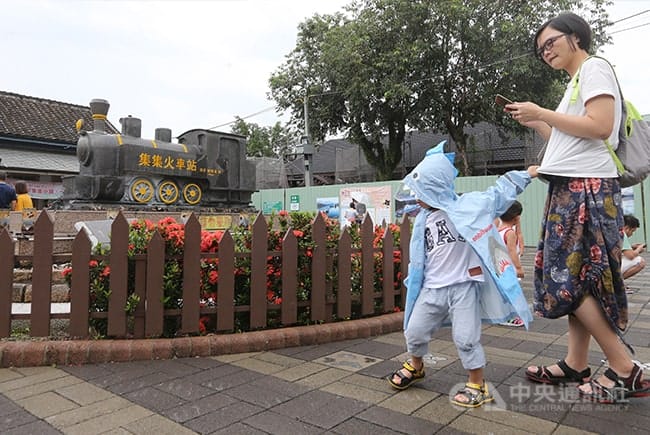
622, 214, 646, 294
14, 181, 33, 211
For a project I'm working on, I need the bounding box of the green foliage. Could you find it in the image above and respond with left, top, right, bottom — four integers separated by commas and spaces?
64, 213, 404, 338
269, 0, 611, 177
230, 117, 301, 158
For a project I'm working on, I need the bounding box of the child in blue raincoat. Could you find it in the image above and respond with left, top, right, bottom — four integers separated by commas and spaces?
388, 141, 538, 408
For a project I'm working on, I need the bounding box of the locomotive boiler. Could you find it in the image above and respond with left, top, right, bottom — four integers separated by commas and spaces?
62, 99, 256, 209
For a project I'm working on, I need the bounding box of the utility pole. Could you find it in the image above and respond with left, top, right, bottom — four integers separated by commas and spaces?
302, 94, 313, 187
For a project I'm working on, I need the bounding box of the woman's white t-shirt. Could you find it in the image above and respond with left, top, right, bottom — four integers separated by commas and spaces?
538, 57, 622, 179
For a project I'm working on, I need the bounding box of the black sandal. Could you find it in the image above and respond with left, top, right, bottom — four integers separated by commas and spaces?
387, 360, 425, 390
579, 363, 650, 404
526, 359, 591, 385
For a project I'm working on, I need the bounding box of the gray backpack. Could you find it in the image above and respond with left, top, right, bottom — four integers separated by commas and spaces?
571, 56, 650, 187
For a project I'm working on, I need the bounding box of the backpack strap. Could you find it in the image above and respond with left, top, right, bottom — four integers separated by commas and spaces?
569, 55, 626, 174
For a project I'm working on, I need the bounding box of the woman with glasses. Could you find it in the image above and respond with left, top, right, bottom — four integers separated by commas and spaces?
504, 12, 649, 404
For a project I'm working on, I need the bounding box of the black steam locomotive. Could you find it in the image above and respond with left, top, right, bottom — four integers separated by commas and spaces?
62, 99, 256, 209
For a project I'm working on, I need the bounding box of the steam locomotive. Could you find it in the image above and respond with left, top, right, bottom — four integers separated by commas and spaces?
62, 99, 256, 209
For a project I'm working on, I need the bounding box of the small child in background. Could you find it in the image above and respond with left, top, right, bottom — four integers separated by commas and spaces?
14, 181, 33, 211
497, 201, 525, 327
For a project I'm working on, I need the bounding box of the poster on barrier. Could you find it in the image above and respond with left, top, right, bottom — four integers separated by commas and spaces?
339, 186, 391, 229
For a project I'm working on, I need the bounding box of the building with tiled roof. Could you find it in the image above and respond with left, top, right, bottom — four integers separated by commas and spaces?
283, 125, 545, 186
0, 91, 118, 206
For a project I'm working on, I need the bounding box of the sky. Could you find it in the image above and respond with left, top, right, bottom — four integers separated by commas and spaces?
2, 0, 649, 140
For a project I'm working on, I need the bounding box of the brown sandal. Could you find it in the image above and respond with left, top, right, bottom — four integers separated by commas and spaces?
526, 359, 591, 385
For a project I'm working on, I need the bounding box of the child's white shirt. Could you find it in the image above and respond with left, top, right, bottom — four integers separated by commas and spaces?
422, 210, 484, 289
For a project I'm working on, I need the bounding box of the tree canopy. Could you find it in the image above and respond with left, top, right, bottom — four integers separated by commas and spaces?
230, 117, 300, 159
269, 0, 611, 178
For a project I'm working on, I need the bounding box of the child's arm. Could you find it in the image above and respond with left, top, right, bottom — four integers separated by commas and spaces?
487, 168, 537, 217
505, 230, 524, 278
515, 223, 524, 255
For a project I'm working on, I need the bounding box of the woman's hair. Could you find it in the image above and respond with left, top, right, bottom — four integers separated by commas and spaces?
534, 12, 592, 61
15, 181, 29, 195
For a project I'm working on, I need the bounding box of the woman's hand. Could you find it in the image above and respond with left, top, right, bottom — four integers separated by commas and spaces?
506, 102, 545, 123
506, 102, 552, 140
527, 165, 539, 178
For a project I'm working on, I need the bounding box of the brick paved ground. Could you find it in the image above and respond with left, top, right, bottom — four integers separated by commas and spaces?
1, 251, 649, 434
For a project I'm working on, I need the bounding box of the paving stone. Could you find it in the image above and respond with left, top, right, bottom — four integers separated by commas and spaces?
313, 350, 382, 372
271, 389, 370, 430
209, 421, 268, 434
321, 380, 391, 404
183, 401, 263, 434
412, 395, 464, 425
175, 356, 224, 370
0, 369, 68, 394
0, 394, 24, 416
331, 416, 408, 434
273, 361, 329, 382
62, 405, 153, 435
45, 396, 132, 429
16, 391, 78, 419
106, 371, 174, 395
62, 363, 116, 380
122, 413, 196, 435
2, 419, 62, 435
160, 392, 237, 423
0, 370, 24, 384
124, 386, 186, 412
344, 340, 405, 359
229, 356, 286, 375
224, 382, 294, 408
379, 386, 439, 414
1, 407, 38, 430
55, 381, 116, 406
296, 367, 353, 389
196, 367, 264, 392
357, 405, 443, 434
4, 375, 83, 401
253, 351, 305, 367
244, 410, 323, 434
153, 378, 216, 401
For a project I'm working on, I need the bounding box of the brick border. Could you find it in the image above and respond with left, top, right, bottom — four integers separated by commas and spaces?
0, 312, 404, 368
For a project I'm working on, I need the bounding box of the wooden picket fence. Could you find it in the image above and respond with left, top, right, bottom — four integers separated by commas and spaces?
0, 211, 410, 339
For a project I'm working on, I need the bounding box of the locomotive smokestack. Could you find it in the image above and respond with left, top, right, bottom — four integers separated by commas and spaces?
119, 116, 142, 138
89, 98, 110, 132
155, 128, 172, 143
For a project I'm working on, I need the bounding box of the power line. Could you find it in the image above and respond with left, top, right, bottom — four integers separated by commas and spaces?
209, 9, 650, 129
610, 21, 650, 35
611, 9, 649, 24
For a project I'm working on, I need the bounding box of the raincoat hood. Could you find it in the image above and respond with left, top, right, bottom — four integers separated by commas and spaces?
402, 141, 458, 210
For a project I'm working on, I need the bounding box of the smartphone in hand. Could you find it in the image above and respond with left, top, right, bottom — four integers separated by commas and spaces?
495, 94, 514, 111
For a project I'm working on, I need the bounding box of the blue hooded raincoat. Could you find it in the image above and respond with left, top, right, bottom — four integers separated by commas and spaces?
402, 141, 533, 330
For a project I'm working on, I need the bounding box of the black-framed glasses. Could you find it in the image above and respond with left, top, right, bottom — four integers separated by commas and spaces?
536, 34, 566, 57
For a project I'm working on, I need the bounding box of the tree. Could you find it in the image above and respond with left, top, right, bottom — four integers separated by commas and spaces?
230, 117, 300, 158
269, 0, 611, 178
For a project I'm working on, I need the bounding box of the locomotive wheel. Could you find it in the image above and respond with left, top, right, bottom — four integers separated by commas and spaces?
158, 180, 179, 204
183, 183, 202, 205
130, 178, 154, 203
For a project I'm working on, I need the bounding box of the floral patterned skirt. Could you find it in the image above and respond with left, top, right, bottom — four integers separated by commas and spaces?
533, 177, 627, 331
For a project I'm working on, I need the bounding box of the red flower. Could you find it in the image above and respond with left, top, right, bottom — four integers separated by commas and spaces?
279, 210, 288, 217
101, 266, 111, 277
